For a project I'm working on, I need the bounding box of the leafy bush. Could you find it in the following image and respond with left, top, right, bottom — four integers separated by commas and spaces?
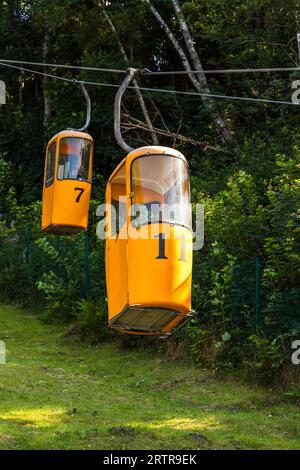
73, 299, 108, 343
189, 159, 300, 378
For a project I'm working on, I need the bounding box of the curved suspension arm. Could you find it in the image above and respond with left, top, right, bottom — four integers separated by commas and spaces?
114, 68, 136, 153
75, 82, 91, 132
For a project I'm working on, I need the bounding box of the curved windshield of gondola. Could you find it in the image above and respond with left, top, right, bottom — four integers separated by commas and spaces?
57, 137, 92, 182
131, 155, 191, 228
45, 142, 56, 186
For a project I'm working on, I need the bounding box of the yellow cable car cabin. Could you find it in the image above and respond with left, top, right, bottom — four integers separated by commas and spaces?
42, 130, 93, 235
105, 145, 193, 337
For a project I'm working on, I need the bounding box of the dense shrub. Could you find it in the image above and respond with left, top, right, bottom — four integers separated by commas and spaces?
189, 152, 300, 380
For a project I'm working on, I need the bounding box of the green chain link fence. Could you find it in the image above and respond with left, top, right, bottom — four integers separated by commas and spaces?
0, 223, 264, 334
0, 225, 105, 310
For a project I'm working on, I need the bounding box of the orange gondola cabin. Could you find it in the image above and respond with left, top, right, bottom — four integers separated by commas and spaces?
105, 145, 193, 337
42, 130, 93, 235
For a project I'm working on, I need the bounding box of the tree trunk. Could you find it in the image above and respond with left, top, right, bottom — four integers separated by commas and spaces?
143, 0, 201, 91
296, 1, 300, 63
103, 8, 158, 145
145, 0, 232, 142
43, 33, 51, 129
171, 0, 231, 142
18, 64, 24, 107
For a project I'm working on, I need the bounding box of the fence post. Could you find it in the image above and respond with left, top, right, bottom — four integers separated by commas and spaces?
56, 235, 61, 278
255, 256, 261, 334
84, 230, 91, 299
25, 225, 32, 265
23, 225, 32, 305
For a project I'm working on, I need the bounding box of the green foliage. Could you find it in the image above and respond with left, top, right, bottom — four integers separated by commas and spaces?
190, 155, 300, 375
0, 202, 105, 322
37, 270, 77, 322
243, 335, 285, 383
74, 299, 107, 343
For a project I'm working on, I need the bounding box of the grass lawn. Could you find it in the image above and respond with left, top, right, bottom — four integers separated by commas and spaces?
0, 303, 299, 450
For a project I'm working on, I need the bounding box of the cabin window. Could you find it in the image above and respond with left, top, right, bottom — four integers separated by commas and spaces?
110, 163, 126, 236
131, 155, 191, 228
45, 142, 56, 186
57, 137, 92, 182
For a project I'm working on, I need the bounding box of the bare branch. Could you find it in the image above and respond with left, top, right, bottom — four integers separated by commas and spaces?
123, 114, 233, 155
173, 113, 182, 147
147, 96, 170, 133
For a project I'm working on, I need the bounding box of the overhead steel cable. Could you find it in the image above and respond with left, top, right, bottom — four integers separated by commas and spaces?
0, 61, 76, 83
0, 58, 125, 74
128, 86, 298, 106
142, 67, 300, 75
0, 61, 298, 107
1, 58, 300, 75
